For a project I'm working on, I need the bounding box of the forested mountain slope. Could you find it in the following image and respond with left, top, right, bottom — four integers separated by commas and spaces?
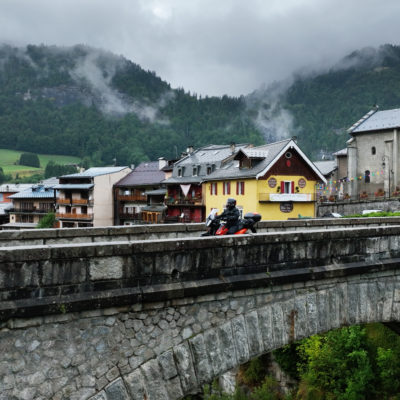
0, 44, 262, 166
282, 44, 400, 157
1, 43, 400, 164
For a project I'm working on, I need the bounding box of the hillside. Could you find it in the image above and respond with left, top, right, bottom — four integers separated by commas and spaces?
0, 44, 262, 166
284, 44, 400, 157
1, 43, 400, 163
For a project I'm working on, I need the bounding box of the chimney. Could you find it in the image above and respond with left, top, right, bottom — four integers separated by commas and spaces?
158, 157, 167, 170
187, 145, 194, 154
230, 143, 236, 153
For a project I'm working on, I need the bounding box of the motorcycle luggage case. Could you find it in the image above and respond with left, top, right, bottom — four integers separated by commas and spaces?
243, 212, 261, 222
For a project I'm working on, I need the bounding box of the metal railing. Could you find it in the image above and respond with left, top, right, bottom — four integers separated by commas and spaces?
165, 197, 204, 206
319, 191, 400, 203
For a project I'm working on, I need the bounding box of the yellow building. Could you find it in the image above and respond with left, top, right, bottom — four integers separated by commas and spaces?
203, 139, 326, 220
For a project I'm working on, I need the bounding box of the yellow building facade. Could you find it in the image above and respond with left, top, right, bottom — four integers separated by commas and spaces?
203, 139, 325, 221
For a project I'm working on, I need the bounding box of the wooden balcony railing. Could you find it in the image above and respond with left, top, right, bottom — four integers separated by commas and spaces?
57, 198, 71, 205
57, 198, 90, 205
56, 213, 93, 220
72, 198, 89, 205
117, 194, 147, 202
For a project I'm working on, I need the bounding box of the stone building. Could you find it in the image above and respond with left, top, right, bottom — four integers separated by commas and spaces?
347, 106, 400, 198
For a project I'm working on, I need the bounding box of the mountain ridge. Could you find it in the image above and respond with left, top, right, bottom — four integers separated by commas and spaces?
1, 43, 400, 164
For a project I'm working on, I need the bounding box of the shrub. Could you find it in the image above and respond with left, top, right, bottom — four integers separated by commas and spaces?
19, 152, 40, 168
36, 212, 55, 229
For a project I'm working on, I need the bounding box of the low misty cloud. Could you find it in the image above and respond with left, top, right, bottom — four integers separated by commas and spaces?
69, 49, 172, 122
1, 0, 400, 97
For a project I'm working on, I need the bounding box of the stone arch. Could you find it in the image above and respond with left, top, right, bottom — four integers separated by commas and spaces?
89, 276, 398, 400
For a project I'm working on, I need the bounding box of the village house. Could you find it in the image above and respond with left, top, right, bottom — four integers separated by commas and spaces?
203, 139, 326, 220
0, 183, 33, 226
54, 167, 131, 228
3, 183, 56, 229
346, 106, 400, 198
163, 144, 250, 223
114, 158, 172, 225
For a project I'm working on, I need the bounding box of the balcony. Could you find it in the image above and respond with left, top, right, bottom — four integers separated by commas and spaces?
117, 194, 147, 202
56, 213, 93, 220
165, 197, 204, 206
57, 198, 71, 205
118, 212, 142, 220
259, 193, 315, 202
57, 198, 91, 205
10, 207, 53, 214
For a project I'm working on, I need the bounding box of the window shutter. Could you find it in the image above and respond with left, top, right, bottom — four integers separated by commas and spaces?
215, 183, 218, 195
210, 184, 212, 195
228, 182, 231, 195
241, 182, 245, 195
236, 182, 239, 195
291, 181, 294, 193
281, 181, 285, 193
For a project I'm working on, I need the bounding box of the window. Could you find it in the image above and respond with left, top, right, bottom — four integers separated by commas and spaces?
371, 147, 376, 155
223, 182, 231, 195
236, 181, 245, 195
178, 167, 185, 177
210, 182, 218, 195
365, 170, 370, 183
280, 181, 294, 193
207, 166, 212, 175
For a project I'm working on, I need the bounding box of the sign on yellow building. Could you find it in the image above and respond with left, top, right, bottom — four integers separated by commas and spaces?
203, 139, 326, 220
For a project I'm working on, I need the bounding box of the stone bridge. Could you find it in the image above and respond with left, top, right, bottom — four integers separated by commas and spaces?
1, 221, 400, 399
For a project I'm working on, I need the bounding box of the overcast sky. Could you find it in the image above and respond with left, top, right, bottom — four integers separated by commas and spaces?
1, 0, 400, 97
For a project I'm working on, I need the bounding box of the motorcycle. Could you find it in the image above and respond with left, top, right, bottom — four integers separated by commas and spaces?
201, 209, 261, 236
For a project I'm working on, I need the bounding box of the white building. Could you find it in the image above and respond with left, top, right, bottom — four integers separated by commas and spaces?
54, 167, 131, 228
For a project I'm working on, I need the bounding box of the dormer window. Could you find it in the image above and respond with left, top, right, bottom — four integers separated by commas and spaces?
193, 167, 197, 176
371, 146, 376, 155
207, 166, 212, 175
178, 168, 182, 177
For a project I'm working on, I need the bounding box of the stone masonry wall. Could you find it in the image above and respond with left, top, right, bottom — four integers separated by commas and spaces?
317, 198, 400, 217
0, 269, 399, 400
3, 216, 400, 247
2, 225, 400, 321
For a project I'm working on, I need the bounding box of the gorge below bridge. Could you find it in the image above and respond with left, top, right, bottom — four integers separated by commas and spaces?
1, 218, 400, 400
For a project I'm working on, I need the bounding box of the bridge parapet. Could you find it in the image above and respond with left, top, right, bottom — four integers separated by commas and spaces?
2, 217, 400, 247
2, 225, 400, 398
1, 224, 400, 322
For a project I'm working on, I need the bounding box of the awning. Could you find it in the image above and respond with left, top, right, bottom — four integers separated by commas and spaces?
141, 205, 167, 212
145, 188, 167, 196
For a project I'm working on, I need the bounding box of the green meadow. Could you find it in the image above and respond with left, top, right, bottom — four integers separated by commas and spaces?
0, 148, 81, 177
